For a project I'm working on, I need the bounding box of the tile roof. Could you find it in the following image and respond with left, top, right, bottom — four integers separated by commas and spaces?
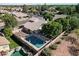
0, 36, 10, 46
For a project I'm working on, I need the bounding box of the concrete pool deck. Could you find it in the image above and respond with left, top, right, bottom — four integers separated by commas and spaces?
13, 29, 49, 51
14, 35, 49, 51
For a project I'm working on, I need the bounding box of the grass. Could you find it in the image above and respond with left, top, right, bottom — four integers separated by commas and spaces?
6, 36, 19, 49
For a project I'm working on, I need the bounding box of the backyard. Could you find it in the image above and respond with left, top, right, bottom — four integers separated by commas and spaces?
41, 29, 79, 56
51, 39, 74, 56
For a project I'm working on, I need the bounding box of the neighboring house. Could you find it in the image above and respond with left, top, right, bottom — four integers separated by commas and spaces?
0, 19, 5, 30
53, 14, 67, 20
0, 9, 29, 24
12, 11, 28, 18
11, 7, 23, 12
0, 10, 7, 14
11, 11, 29, 24
0, 9, 12, 15
0, 36, 10, 55
0, 9, 10, 14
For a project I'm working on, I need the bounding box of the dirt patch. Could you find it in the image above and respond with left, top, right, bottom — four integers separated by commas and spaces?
51, 40, 73, 56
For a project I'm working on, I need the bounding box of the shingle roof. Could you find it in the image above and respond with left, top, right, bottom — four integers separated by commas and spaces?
53, 14, 67, 20
12, 11, 28, 17
23, 16, 45, 31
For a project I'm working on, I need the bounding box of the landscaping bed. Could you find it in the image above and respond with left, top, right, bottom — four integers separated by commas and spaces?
6, 36, 19, 49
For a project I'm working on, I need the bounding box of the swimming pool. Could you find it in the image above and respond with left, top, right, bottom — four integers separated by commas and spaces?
27, 35, 45, 48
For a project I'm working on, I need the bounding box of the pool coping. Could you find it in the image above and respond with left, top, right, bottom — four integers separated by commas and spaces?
13, 31, 49, 51
20, 36, 49, 51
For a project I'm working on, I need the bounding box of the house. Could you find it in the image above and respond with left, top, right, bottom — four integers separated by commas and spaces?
11, 7, 23, 12
11, 11, 29, 24
13, 16, 47, 52
0, 19, 5, 30
53, 14, 67, 20
12, 11, 28, 18
0, 9, 9, 14
0, 36, 10, 56
22, 16, 45, 33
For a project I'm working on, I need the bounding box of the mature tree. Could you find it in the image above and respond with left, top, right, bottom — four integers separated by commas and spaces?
28, 7, 38, 15
42, 21, 63, 38
51, 21, 63, 37
41, 4, 49, 11
76, 4, 79, 13
42, 23, 52, 37
3, 27, 12, 37
69, 17, 79, 30
55, 16, 79, 31
22, 4, 28, 13
42, 11, 54, 21
1, 13, 17, 28
55, 18, 70, 31
56, 5, 75, 15
56, 6, 67, 14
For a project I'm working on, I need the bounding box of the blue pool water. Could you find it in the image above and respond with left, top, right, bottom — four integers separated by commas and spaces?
27, 36, 45, 48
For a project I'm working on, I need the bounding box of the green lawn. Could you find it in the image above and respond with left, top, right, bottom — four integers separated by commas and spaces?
6, 37, 19, 49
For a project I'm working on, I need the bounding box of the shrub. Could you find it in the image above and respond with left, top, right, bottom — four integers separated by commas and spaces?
42, 48, 51, 56
49, 44, 57, 50
63, 33, 68, 36
61, 37, 65, 40
55, 41, 61, 44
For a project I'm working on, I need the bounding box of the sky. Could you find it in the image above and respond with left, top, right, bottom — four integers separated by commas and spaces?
0, 0, 79, 5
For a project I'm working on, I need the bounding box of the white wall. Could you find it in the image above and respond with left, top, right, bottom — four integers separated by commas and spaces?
0, 45, 10, 52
